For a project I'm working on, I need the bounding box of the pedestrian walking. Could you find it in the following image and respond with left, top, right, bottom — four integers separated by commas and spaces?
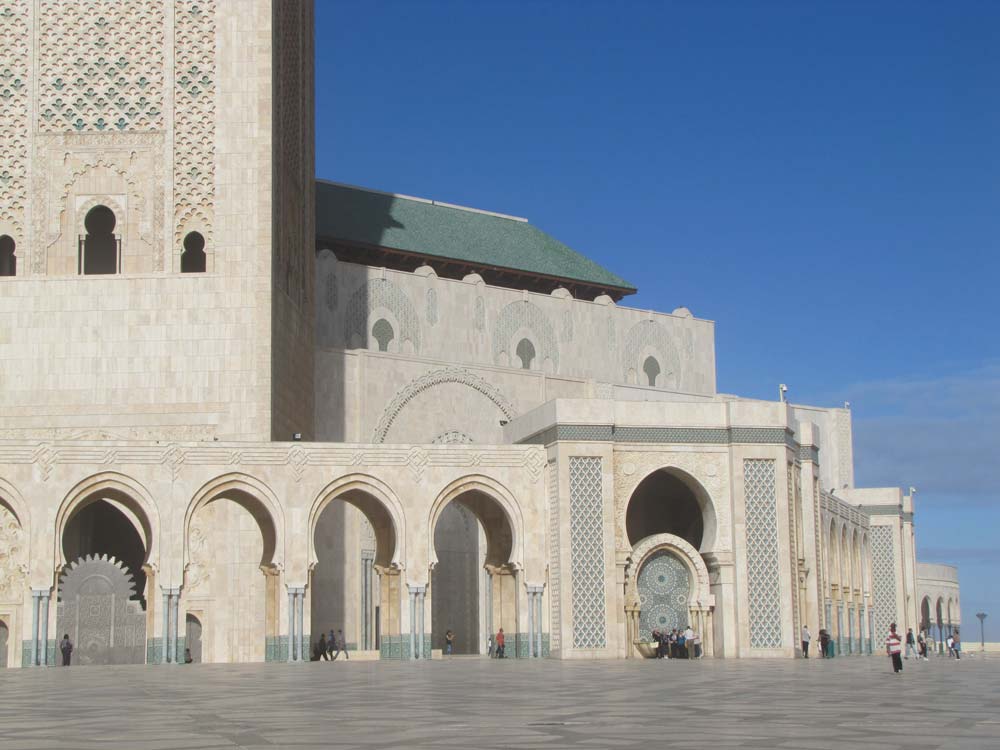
317, 632, 329, 660
952, 630, 961, 660
59, 633, 73, 666
917, 631, 928, 660
445, 629, 455, 656
905, 628, 918, 659
692, 629, 702, 659
496, 628, 505, 658
327, 629, 336, 659
332, 629, 349, 660
886, 623, 903, 674
946, 633, 955, 658
818, 629, 829, 658
801, 625, 811, 658
684, 625, 696, 660
487, 634, 494, 658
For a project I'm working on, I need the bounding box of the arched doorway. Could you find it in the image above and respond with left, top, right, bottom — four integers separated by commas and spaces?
310, 483, 399, 657
431, 488, 516, 657
920, 596, 931, 635
185, 613, 202, 663
56, 484, 155, 666
183, 478, 282, 663
637, 550, 691, 639
623, 468, 716, 656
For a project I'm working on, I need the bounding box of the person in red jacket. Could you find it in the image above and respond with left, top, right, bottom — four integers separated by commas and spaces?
495, 628, 505, 659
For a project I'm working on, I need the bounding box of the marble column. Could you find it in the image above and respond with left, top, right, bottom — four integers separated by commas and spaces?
40, 591, 50, 666
416, 586, 426, 659
29, 591, 39, 667
171, 590, 181, 664
287, 589, 296, 663
296, 591, 305, 662
847, 607, 854, 655
407, 586, 417, 660
534, 589, 543, 658
867, 609, 874, 655
836, 605, 844, 656
162, 589, 171, 664
526, 590, 534, 657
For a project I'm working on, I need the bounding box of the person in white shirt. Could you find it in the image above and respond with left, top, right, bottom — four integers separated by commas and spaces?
801, 625, 811, 658
684, 626, 695, 659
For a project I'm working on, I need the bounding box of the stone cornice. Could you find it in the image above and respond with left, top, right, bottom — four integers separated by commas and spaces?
518, 424, 797, 449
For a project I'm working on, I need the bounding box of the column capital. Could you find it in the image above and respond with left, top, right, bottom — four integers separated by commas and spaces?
31, 587, 50, 596
286, 585, 306, 594
526, 584, 545, 595
407, 584, 426, 595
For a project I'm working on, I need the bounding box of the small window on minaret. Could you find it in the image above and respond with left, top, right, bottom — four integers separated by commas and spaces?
81, 205, 118, 275
643, 356, 660, 386
0, 235, 15, 277
181, 231, 207, 273
372, 319, 394, 352
516, 338, 536, 370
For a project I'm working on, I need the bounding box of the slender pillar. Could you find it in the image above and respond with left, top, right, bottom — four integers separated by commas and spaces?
296, 591, 305, 662
287, 589, 296, 663
29, 591, 40, 667
837, 602, 844, 656
527, 590, 535, 658
161, 590, 170, 663
171, 590, 181, 664
536, 592, 543, 658
407, 586, 417, 660
39, 591, 50, 666
847, 607, 854, 655
867, 609, 874, 655
418, 587, 426, 659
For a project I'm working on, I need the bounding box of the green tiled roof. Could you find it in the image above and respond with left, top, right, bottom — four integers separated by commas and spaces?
315, 181, 635, 295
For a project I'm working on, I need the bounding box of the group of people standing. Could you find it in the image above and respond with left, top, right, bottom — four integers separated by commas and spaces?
313, 629, 350, 661
651, 626, 701, 659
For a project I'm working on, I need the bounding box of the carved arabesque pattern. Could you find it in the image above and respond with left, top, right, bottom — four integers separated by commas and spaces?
744, 458, 783, 649
0, 503, 25, 601
38, 0, 164, 133
870, 525, 897, 641
346, 278, 421, 352
569, 456, 607, 649
174, 0, 216, 250
622, 320, 681, 388
184, 504, 215, 593
432, 430, 473, 444
0, 2, 28, 243
493, 300, 559, 370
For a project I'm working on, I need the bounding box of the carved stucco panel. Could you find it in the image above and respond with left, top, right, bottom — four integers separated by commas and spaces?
612, 449, 731, 554
0, 502, 26, 602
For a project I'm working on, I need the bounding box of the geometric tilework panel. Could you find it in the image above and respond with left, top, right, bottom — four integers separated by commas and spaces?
869, 525, 897, 642
637, 551, 691, 641
743, 459, 783, 649
0, 1, 29, 242
569, 457, 607, 649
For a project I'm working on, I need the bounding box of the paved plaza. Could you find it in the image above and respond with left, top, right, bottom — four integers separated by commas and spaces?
0, 656, 997, 750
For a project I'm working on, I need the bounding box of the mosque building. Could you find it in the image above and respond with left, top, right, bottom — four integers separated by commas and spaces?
0, 0, 959, 666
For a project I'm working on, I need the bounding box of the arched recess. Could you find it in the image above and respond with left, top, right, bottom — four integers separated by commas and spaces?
920, 596, 932, 634
54, 473, 159, 665
307, 475, 406, 653
0, 235, 16, 277
623, 466, 717, 553
622, 320, 681, 389
55, 472, 159, 570
626, 533, 715, 655
182, 473, 284, 663
428, 475, 524, 656
372, 367, 516, 444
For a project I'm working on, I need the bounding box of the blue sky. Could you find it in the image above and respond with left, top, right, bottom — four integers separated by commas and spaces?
315, 0, 1000, 638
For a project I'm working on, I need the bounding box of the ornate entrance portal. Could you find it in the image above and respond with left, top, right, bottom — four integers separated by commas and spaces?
637, 550, 691, 640
56, 555, 147, 665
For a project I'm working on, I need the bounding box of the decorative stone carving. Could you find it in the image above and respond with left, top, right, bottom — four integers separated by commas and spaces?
56, 554, 147, 665
474, 296, 485, 331
426, 288, 438, 326
0, 1, 28, 243
0, 502, 25, 601
612, 450, 730, 554
622, 320, 681, 389
345, 278, 421, 352
569, 456, 606, 649
493, 300, 559, 371
173, 0, 216, 250
371, 367, 515, 443
636, 550, 690, 640
870, 525, 897, 641
432, 430, 474, 444
743, 459, 782, 649
37, 0, 165, 133
184, 505, 214, 594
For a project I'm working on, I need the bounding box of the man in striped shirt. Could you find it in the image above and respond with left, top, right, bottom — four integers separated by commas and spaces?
886, 623, 903, 674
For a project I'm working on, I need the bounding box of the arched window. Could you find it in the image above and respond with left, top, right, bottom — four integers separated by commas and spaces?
81, 205, 118, 275
643, 356, 660, 386
181, 231, 206, 273
0, 235, 15, 277
372, 318, 394, 352
516, 338, 535, 370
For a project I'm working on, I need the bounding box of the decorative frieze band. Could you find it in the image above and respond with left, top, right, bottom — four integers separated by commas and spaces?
520, 424, 796, 448
797, 444, 819, 463
822, 493, 871, 528
0, 441, 546, 484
